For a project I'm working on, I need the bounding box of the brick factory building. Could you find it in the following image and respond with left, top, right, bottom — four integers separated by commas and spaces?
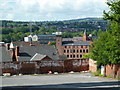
56, 31, 93, 59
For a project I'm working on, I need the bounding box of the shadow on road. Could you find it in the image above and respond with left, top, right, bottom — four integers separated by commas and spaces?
1, 81, 120, 90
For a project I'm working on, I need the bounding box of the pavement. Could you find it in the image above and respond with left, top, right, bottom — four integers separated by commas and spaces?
1, 72, 120, 90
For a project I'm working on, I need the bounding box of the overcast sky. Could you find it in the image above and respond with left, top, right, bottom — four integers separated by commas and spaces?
0, 0, 109, 21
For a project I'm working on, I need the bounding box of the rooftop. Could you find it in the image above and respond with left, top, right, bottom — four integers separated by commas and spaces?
63, 41, 91, 46
0, 47, 12, 62
37, 35, 56, 37
18, 45, 59, 61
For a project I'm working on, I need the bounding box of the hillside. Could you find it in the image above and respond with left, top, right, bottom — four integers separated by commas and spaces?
0, 18, 108, 43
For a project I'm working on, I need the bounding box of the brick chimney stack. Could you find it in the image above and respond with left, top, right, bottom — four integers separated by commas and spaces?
6, 43, 10, 50
12, 48, 16, 62
56, 34, 64, 55
15, 46, 19, 56
15, 46, 19, 61
82, 30, 89, 41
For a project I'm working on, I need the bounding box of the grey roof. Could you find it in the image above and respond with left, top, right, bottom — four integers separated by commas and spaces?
63, 41, 90, 46
18, 45, 59, 61
12, 41, 40, 47
62, 38, 73, 41
30, 53, 47, 61
37, 35, 56, 37
0, 47, 12, 62
73, 37, 82, 39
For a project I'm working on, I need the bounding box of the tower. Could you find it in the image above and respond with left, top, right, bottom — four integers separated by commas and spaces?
82, 30, 89, 41
55, 32, 63, 55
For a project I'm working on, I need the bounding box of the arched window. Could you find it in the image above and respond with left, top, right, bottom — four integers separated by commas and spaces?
83, 49, 85, 53
86, 49, 89, 53
80, 50, 82, 53
80, 55, 82, 58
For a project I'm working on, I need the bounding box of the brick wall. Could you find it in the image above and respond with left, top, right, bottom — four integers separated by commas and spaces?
1, 59, 89, 75
105, 64, 120, 78
89, 59, 97, 72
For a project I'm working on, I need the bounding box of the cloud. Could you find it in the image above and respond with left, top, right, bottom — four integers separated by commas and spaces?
0, 0, 109, 21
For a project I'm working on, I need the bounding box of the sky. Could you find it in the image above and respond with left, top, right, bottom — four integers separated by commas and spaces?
0, 0, 109, 21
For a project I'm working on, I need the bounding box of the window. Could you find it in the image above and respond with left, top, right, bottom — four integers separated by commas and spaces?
73, 55, 75, 58
77, 55, 79, 58
73, 50, 75, 53
64, 50, 66, 53
65, 46, 67, 48
83, 49, 85, 53
67, 50, 69, 53
77, 50, 79, 53
67, 55, 69, 58
80, 50, 82, 53
80, 55, 82, 58
70, 50, 72, 53
85, 46, 87, 48
81, 46, 83, 48
70, 55, 72, 58
86, 49, 89, 53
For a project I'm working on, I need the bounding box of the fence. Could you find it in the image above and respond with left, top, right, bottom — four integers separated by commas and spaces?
1, 59, 89, 75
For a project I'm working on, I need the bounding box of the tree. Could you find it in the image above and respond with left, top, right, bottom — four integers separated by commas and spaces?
90, 0, 120, 65
82, 53, 91, 59
48, 42, 56, 45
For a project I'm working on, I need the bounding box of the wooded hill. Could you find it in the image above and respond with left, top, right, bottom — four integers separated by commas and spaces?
1, 18, 108, 43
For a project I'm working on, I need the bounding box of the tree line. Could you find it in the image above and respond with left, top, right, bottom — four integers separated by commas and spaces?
1, 18, 107, 43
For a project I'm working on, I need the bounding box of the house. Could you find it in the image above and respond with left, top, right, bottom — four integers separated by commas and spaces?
1, 43, 59, 62
24, 34, 56, 44
16, 45, 59, 61
0, 46, 13, 62
11, 41, 40, 47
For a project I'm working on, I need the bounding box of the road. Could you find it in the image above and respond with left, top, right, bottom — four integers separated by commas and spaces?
1, 73, 119, 89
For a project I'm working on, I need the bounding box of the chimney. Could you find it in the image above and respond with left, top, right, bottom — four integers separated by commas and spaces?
12, 46, 19, 62
15, 46, 19, 56
82, 30, 89, 41
12, 48, 17, 62
6, 43, 10, 50
56, 34, 64, 55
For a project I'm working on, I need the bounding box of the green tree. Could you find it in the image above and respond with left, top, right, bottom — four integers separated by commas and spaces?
82, 53, 91, 59
90, 0, 120, 65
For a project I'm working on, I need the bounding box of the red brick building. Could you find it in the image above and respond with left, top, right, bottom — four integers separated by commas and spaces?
56, 31, 92, 60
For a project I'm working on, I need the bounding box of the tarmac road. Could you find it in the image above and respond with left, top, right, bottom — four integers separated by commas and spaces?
1, 72, 120, 90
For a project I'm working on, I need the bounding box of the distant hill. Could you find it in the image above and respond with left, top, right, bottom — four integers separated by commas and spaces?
63, 17, 107, 22
1, 18, 108, 43
1, 17, 107, 23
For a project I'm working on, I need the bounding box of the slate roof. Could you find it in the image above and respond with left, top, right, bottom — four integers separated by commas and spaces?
12, 41, 40, 47
73, 37, 82, 39
37, 35, 56, 37
30, 53, 47, 61
63, 41, 91, 46
0, 47, 12, 62
62, 37, 83, 41
62, 38, 73, 41
18, 45, 59, 61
